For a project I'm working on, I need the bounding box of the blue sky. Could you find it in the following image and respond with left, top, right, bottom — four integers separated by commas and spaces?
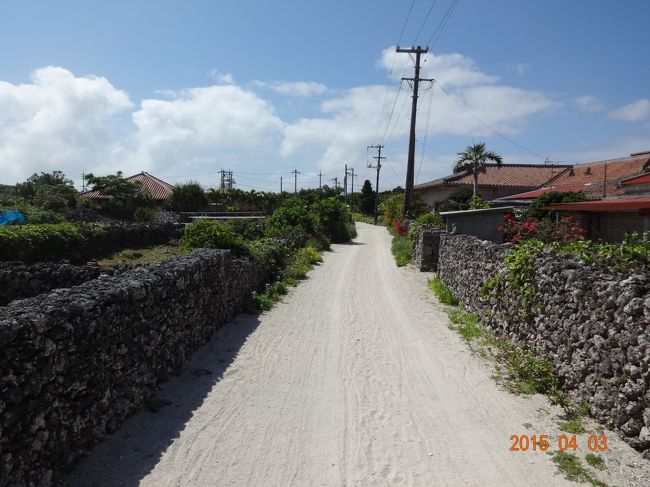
1, 0, 648, 191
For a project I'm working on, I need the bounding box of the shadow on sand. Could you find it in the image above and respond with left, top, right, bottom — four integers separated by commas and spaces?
65, 312, 262, 487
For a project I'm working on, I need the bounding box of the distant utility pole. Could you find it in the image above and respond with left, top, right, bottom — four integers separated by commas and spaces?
81, 172, 86, 192
219, 169, 235, 190
346, 167, 356, 193
280, 176, 283, 194
397, 45, 433, 215
368, 145, 385, 225
331, 176, 338, 190
318, 171, 323, 190
292, 169, 300, 194
344, 164, 348, 202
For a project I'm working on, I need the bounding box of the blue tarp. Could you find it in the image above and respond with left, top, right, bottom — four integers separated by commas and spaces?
0, 210, 26, 226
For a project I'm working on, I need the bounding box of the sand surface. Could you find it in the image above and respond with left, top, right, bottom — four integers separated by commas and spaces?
67, 223, 649, 486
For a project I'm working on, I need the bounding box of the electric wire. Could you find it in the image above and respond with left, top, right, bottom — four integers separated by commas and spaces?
372, 0, 416, 145
416, 81, 435, 184
413, 0, 440, 44
437, 83, 547, 160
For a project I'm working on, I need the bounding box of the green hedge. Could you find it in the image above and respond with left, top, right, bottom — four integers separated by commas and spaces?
0, 223, 179, 263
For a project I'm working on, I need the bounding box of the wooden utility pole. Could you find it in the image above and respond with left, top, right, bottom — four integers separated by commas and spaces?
368, 145, 385, 225
397, 45, 433, 215
292, 169, 300, 194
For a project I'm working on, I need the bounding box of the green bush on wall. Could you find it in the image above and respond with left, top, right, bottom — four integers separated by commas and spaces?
180, 219, 249, 256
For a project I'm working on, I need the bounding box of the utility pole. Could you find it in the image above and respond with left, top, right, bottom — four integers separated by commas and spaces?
346, 167, 356, 193
219, 169, 226, 191
331, 177, 338, 190
368, 145, 385, 225
344, 164, 348, 202
81, 172, 86, 192
292, 169, 300, 194
280, 176, 283, 194
318, 171, 323, 190
397, 45, 433, 215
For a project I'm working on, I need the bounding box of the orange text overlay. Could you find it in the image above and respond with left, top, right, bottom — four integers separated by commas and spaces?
510, 434, 607, 452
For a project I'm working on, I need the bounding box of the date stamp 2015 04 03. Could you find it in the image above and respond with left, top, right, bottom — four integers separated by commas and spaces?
510, 434, 608, 452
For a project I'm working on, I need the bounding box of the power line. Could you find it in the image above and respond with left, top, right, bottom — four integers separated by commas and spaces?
398, 0, 417, 45
413, 0, 440, 44
417, 81, 436, 184
372, 0, 418, 145
436, 83, 547, 160
425, 0, 460, 48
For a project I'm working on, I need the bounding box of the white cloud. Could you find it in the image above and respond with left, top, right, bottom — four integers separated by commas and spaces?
609, 98, 650, 122
253, 80, 328, 97
131, 84, 284, 174
380, 48, 497, 87
0, 53, 562, 188
282, 50, 559, 173
0, 66, 132, 183
209, 70, 236, 85
573, 95, 605, 112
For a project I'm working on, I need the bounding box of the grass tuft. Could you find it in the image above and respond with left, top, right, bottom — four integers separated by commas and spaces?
552, 452, 607, 486
428, 278, 458, 305
585, 454, 605, 470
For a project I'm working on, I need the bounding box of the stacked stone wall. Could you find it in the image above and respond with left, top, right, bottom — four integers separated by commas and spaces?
0, 249, 265, 486
438, 233, 650, 456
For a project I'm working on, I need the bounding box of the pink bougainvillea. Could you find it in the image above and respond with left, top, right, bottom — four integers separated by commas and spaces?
393, 220, 409, 236
499, 213, 586, 243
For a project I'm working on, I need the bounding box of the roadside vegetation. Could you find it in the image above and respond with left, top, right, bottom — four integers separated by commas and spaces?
429, 275, 610, 485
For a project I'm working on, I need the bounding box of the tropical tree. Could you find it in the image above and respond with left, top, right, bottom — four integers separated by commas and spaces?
360, 179, 375, 215
454, 142, 503, 197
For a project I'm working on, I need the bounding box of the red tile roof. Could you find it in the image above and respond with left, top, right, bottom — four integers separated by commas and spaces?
414, 164, 571, 191
498, 153, 650, 201
81, 172, 175, 201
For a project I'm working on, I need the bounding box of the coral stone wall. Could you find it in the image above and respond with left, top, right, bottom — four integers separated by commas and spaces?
0, 249, 265, 486
0, 261, 114, 306
438, 232, 650, 457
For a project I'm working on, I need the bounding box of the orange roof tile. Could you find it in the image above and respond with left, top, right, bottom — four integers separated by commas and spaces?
81, 172, 175, 201
414, 164, 571, 191
498, 153, 650, 201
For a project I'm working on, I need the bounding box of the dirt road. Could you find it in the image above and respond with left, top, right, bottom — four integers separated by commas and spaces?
68, 223, 592, 486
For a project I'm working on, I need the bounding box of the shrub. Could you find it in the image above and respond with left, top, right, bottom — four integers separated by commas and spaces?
134, 207, 158, 223
0, 223, 83, 262
168, 181, 207, 212
393, 220, 408, 236
180, 219, 248, 256
468, 195, 491, 210
391, 235, 411, 266
383, 193, 404, 228
266, 198, 317, 237
500, 213, 586, 244
311, 196, 354, 243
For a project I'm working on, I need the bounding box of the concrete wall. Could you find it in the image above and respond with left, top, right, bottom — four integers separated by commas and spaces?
584, 212, 649, 242
442, 207, 512, 243
438, 233, 650, 457
0, 250, 267, 486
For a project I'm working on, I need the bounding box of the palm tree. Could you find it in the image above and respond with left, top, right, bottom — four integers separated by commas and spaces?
454, 142, 503, 197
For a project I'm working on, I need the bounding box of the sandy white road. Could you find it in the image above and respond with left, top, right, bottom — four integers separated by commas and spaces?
67, 223, 593, 486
